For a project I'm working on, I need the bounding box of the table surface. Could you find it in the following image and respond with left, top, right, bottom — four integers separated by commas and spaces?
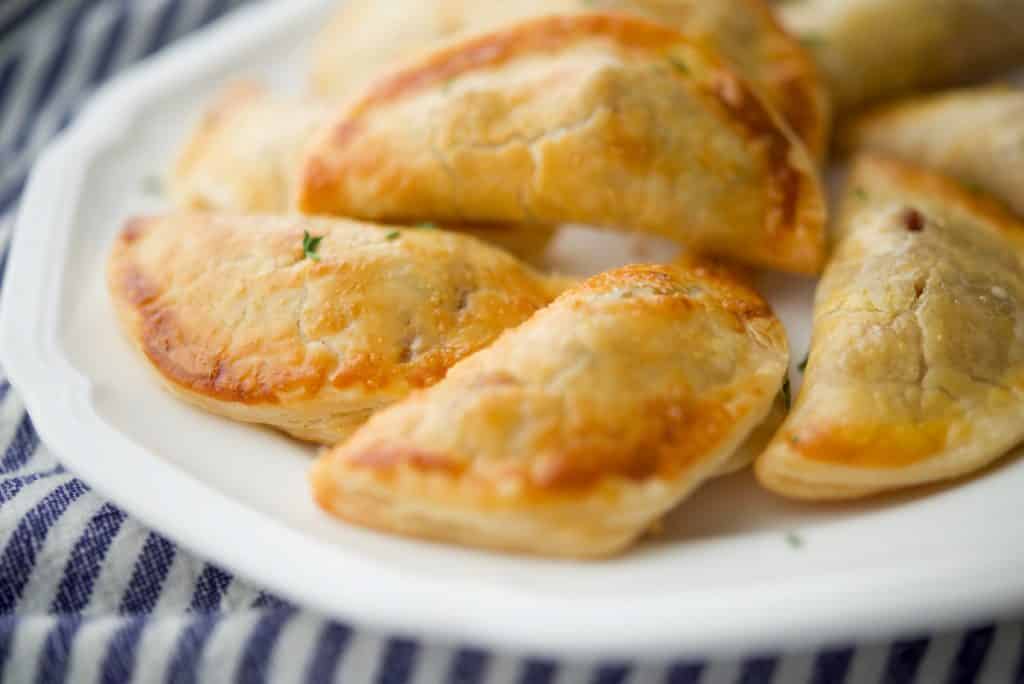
0, 1, 1022, 682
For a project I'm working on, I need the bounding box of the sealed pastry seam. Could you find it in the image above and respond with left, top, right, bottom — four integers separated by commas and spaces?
309, 0, 830, 159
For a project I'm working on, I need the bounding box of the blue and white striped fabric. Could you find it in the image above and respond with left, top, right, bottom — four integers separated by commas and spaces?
0, 1, 1023, 682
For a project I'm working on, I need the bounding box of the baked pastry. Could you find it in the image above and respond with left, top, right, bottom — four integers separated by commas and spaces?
781, 0, 1024, 115
169, 81, 555, 263
311, 263, 788, 557
757, 156, 1024, 500
298, 14, 827, 275
310, 0, 830, 158
842, 86, 1024, 219
108, 213, 566, 444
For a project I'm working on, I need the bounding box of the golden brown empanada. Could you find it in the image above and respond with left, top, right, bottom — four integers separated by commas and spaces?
781, 0, 1024, 115
311, 263, 788, 557
170, 82, 555, 263
842, 86, 1024, 219
108, 213, 566, 444
298, 14, 827, 275
311, 0, 830, 158
757, 156, 1024, 500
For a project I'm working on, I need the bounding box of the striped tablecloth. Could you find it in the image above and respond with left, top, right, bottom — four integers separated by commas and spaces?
0, 1, 1022, 681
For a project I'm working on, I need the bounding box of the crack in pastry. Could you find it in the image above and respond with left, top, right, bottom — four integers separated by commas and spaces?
108, 213, 568, 444
756, 156, 1024, 500
311, 263, 788, 557
169, 81, 557, 264
780, 0, 1024, 115
309, 0, 829, 159
842, 86, 1024, 219
298, 14, 827, 275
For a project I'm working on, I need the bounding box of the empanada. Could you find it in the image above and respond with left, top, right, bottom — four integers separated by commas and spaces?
842, 86, 1024, 219
311, 263, 788, 557
781, 0, 1024, 115
170, 82, 555, 263
757, 156, 1024, 500
298, 14, 827, 275
108, 213, 566, 444
311, 0, 829, 158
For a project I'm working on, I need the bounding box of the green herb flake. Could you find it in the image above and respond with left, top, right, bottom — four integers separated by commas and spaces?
302, 230, 324, 261
415, 222, 437, 229
141, 175, 163, 195
854, 187, 868, 201
386, 231, 401, 240
781, 375, 792, 410
789, 434, 801, 445
799, 34, 825, 49
668, 57, 689, 75
797, 354, 809, 373
441, 78, 455, 93
785, 531, 804, 549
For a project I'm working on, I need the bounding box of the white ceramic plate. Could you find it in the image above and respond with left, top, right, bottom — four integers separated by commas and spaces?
4, 0, 1024, 660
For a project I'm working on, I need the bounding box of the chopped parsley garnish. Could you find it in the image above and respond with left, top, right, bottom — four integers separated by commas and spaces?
781, 376, 792, 410
785, 531, 804, 549
798, 354, 809, 373
668, 57, 690, 75
302, 230, 324, 261
799, 34, 825, 49
386, 231, 401, 240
